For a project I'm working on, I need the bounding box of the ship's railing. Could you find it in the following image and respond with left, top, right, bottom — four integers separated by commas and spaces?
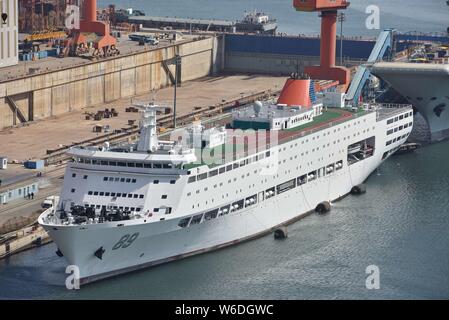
40, 206, 152, 226
373, 103, 413, 121
372, 103, 413, 109
267, 105, 408, 144
282, 110, 368, 141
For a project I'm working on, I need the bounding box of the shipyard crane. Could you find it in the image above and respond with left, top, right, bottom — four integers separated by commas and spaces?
293, 0, 351, 90
64, 0, 118, 58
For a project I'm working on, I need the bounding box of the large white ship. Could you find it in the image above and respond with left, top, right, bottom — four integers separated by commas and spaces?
371, 62, 449, 142
39, 76, 414, 285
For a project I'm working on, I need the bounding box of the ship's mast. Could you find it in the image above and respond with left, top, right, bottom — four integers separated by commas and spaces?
134, 103, 166, 152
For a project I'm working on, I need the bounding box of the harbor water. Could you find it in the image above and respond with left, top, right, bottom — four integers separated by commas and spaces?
99, 0, 449, 36
1, 0, 449, 300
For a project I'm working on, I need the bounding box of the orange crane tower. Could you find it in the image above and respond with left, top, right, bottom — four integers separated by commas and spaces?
77, 0, 116, 49
293, 0, 351, 90
66, 0, 117, 57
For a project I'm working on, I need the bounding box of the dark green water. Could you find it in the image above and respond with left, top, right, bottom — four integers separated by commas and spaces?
1, 139, 449, 299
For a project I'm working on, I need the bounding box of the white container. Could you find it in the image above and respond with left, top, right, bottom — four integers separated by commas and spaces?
0, 157, 7, 170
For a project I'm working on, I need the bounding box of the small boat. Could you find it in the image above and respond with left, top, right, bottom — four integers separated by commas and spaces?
394, 142, 421, 155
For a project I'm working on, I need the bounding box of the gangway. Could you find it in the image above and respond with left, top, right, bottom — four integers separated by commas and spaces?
345, 29, 394, 105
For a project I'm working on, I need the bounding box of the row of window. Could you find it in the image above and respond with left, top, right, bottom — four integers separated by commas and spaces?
87, 191, 145, 199
188, 151, 272, 183
79, 204, 173, 215
73, 175, 175, 187
188, 122, 374, 185
387, 112, 413, 125
387, 122, 413, 136
186, 150, 346, 199
101, 176, 176, 185
75, 158, 181, 169
382, 146, 401, 160
178, 194, 258, 228
72, 173, 88, 179
386, 133, 410, 146
178, 160, 344, 228
83, 203, 143, 212
187, 158, 342, 199
277, 125, 373, 153
103, 176, 137, 183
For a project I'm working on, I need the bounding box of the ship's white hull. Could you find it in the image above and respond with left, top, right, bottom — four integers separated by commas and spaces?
39, 107, 413, 284
371, 62, 449, 142
43, 159, 374, 284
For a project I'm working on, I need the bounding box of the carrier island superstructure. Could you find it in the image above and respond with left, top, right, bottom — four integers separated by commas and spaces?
39, 76, 414, 284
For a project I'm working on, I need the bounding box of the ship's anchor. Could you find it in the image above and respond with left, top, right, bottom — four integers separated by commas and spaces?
94, 247, 105, 260
56, 248, 64, 257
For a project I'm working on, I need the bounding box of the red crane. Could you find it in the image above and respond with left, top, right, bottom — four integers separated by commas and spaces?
293, 0, 350, 90
66, 0, 118, 58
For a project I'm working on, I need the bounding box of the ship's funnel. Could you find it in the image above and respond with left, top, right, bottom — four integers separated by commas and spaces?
277, 77, 313, 107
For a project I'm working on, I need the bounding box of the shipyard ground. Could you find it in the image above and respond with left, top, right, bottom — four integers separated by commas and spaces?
0, 74, 286, 229
0, 36, 192, 82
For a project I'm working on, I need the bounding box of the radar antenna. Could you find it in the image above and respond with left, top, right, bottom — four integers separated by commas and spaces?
133, 102, 168, 153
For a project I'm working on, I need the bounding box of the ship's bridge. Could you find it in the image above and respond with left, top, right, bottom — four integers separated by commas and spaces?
67, 143, 197, 170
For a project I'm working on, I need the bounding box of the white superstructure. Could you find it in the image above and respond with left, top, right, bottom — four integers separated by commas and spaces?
39, 99, 413, 285
371, 62, 449, 142
232, 101, 323, 130
183, 123, 227, 149
0, 0, 18, 68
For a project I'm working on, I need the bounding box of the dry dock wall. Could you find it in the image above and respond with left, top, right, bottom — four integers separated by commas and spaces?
0, 36, 224, 130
